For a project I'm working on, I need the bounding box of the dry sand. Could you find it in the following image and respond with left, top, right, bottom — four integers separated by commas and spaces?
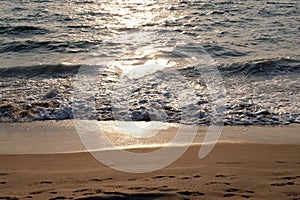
0, 123, 299, 200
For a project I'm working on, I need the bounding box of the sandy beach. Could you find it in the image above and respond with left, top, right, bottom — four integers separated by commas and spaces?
1, 0, 300, 199
0, 122, 299, 200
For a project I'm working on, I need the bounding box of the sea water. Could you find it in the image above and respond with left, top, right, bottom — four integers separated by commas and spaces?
0, 0, 299, 125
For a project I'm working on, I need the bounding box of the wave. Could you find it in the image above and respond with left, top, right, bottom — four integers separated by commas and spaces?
0, 57, 299, 124
1, 57, 299, 78
0, 25, 50, 35
219, 58, 300, 77
203, 44, 249, 58
0, 63, 82, 78
0, 40, 97, 54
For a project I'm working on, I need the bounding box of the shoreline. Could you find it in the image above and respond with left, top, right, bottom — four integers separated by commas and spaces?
0, 120, 299, 155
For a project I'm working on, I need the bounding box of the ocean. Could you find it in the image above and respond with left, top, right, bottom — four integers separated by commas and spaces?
0, 0, 299, 125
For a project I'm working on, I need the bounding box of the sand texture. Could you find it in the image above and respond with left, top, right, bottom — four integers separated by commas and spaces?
1, 143, 300, 199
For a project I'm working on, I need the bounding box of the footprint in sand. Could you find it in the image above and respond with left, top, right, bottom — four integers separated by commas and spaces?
49, 196, 67, 200
226, 188, 255, 194
275, 176, 300, 181
216, 174, 238, 180
90, 178, 102, 182
224, 188, 254, 198
73, 188, 97, 196
271, 182, 295, 186
0, 197, 19, 200
128, 186, 143, 190
206, 182, 231, 185
287, 176, 300, 179
151, 175, 175, 179
38, 180, 53, 184
147, 187, 160, 191
159, 187, 178, 192
30, 191, 44, 195
73, 189, 90, 193
206, 181, 218, 185
103, 191, 128, 196
30, 189, 53, 195
90, 178, 113, 182
275, 161, 287, 164
177, 191, 205, 196
224, 193, 251, 198
50, 191, 58, 194
105, 185, 123, 188
180, 177, 191, 180
215, 174, 227, 178
225, 188, 239, 192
